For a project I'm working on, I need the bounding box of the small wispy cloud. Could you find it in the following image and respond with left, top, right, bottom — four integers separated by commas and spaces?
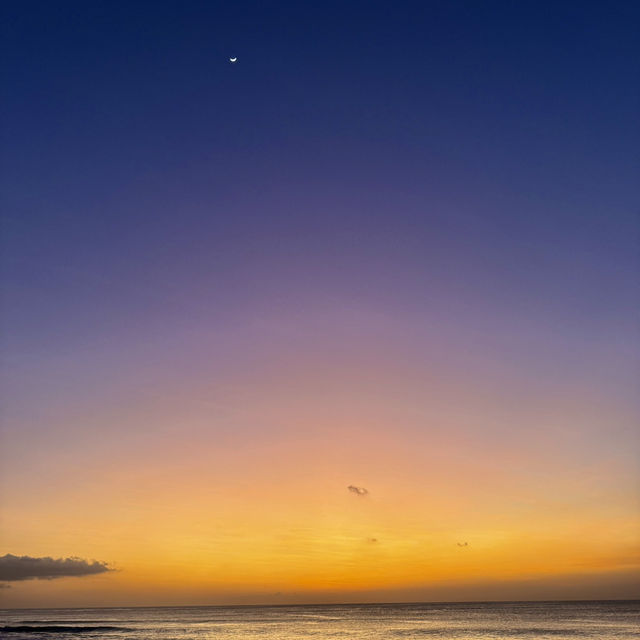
457, 542, 469, 547
367, 537, 378, 543
347, 485, 368, 496
0, 554, 113, 581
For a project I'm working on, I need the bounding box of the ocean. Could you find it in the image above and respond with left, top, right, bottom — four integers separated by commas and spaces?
1, 601, 638, 640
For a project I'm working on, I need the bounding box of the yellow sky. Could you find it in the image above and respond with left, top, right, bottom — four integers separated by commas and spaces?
2, 317, 639, 607
2, 392, 638, 606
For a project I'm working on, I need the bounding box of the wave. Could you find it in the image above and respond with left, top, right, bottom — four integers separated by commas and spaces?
390, 628, 584, 636
1, 625, 131, 633
20, 620, 120, 624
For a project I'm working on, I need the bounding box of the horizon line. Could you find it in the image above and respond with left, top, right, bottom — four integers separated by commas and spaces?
2, 598, 638, 611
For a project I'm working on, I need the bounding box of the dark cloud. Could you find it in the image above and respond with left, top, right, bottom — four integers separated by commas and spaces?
0, 554, 112, 581
347, 485, 368, 496
457, 542, 469, 547
367, 538, 378, 543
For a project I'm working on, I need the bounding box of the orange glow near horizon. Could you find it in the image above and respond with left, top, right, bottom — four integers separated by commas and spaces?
2, 344, 638, 606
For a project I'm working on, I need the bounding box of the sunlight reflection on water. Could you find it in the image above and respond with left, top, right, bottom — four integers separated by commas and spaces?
1, 601, 638, 640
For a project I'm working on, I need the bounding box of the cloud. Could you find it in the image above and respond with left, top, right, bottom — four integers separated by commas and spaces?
347, 485, 368, 496
457, 542, 469, 547
367, 538, 378, 543
0, 554, 112, 581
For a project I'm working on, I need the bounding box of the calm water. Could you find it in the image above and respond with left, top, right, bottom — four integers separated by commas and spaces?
1, 601, 638, 640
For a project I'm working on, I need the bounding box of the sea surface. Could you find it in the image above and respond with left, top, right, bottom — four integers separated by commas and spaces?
1, 601, 638, 640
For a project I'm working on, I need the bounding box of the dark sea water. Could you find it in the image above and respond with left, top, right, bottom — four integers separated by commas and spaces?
1, 601, 638, 640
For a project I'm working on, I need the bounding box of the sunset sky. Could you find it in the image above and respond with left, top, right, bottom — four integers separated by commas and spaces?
1, 1, 639, 607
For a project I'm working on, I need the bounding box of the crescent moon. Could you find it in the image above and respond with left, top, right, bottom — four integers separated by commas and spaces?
229, 57, 237, 62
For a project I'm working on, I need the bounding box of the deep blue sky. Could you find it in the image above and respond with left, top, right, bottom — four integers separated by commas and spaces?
2, 0, 638, 369
1, 0, 639, 419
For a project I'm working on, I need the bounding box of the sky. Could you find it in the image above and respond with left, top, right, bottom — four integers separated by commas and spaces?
1, 0, 639, 607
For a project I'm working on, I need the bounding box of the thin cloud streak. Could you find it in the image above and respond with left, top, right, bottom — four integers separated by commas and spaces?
0, 554, 112, 581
